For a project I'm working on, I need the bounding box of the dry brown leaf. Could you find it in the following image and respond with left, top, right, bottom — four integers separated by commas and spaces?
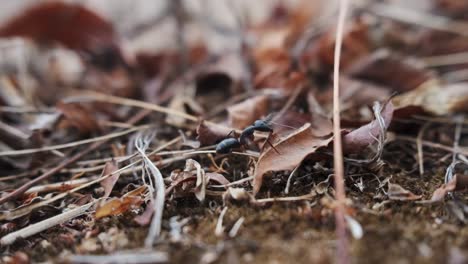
227, 95, 269, 129
185, 159, 206, 202
206, 172, 230, 186
95, 186, 146, 219
95, 196, 143, 219
387, 183, 422, 201
253, 123, 333, 194
342, 101, 394, 154
56, 102, 101, 135
100, 161, 120, 199
393, 81, 468, 116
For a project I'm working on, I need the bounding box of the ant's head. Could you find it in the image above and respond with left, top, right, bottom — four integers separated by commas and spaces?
253, 120, 273, 132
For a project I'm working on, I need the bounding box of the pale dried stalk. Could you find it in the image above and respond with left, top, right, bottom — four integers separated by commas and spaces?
0, 125, 151, 157
215, 206, 228, 237
228, 217, 245, 238
68, 92, 241, 133
255, 193, 315, 203
24, 177, 95, 194
134, 132, 165, 248
416, 122, 431, 176
68, 251, 168, 264
0, 201, 95, 246
332, 0, 350, 263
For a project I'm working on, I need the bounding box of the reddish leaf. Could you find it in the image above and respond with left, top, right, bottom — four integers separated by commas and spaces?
253, 123, 333, 194
428, 176, 457, 202
342, 101, 394, 154
206, 172, 230, 186
100, 161, 120, 199
134, 201, 154, 226
0, 2, 117, 53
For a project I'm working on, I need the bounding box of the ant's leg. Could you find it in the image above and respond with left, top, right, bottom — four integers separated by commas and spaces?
261, 132, 280, 154
227, 130, 236, 138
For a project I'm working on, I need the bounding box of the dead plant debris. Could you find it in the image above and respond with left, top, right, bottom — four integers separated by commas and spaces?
0, 1, 468, 263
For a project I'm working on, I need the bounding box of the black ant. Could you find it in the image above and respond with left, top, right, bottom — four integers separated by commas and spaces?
215, 137, 242, 154
216, 119, 279, 154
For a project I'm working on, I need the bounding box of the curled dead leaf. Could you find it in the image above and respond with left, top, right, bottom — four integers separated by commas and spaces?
387, 183, 422, 201
253, 123, 333, 194
95, 196, 143, 219
184, 159, 206, 202
427, 175, 457, 203
100, 161, 120, 199
393, 81, 468, 116
196, 120, 232, 146
227, 95, 269, 129
342, 101, 394, 154
0, 2, 117, 54
95, 186, 146, 219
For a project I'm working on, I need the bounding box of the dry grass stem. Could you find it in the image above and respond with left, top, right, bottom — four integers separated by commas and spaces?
134, 132, 166, 248
332, 0, 350, 263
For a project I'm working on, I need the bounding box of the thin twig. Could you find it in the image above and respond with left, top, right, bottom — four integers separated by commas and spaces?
228, 217, 245, 238
285, 165, 300, 194
422, 51, 468, 67
0, 201, 96, 246
68, 251, 168, 264
24, 177, 96, 194
0, 125, 150, 157
395, 135, 468, 156
332, 0, 350, 263
0, 110, 152, 205
255, 193, 315, 203
215, 206, 228, 237
67, 92, 241, 133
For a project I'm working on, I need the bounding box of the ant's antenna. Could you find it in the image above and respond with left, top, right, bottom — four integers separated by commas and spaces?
269, 121, 298, 130
263, 112, 298, 129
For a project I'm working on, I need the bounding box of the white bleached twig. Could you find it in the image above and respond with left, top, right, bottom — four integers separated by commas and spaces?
134, 132, 165, 248
68, 251, 168, 264
0, 201, 95, 246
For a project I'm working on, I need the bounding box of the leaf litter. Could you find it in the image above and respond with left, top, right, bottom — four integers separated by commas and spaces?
0, 1, 467, 263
